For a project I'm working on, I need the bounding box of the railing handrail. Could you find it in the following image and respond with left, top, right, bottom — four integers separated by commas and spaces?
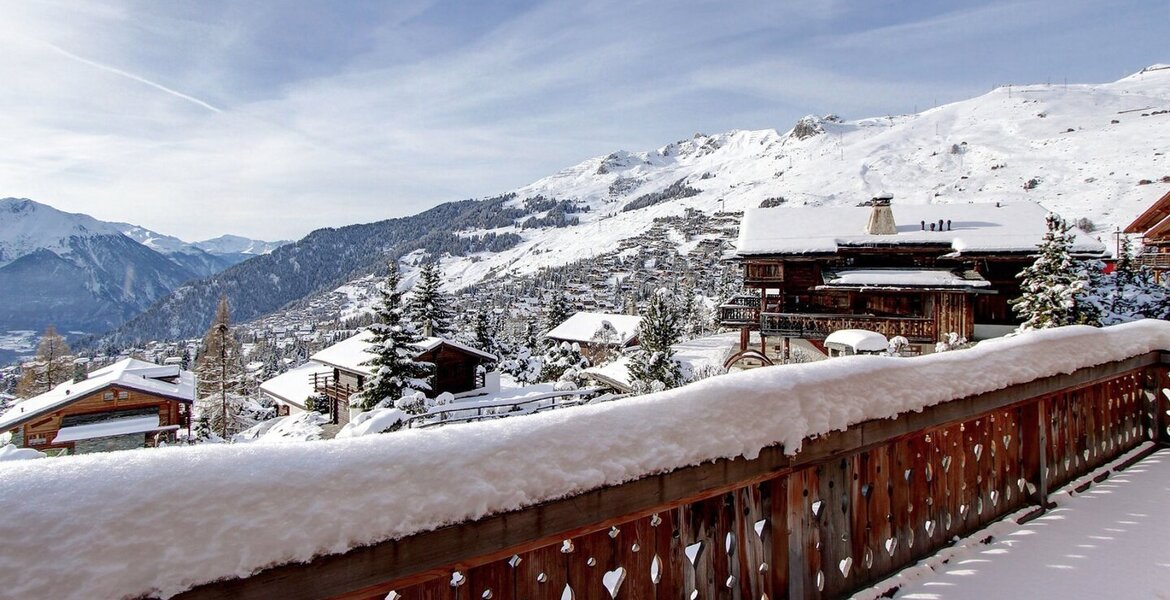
172, 332, 1170, 600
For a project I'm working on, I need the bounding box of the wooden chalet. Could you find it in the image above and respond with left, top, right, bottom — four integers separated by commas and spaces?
0, 358, 194, 455
1123, 187, 1170, 276
304, 330, 498, 425
721, 196, 1107, 359
544, 312, 642, 363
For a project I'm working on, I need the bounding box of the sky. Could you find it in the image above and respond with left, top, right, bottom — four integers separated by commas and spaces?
0, 0, 1165, 242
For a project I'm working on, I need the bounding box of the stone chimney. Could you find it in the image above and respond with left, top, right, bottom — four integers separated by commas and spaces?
865, 193, 897, 235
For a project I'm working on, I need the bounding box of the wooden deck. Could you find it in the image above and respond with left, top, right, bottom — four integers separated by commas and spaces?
174, 352, 1170, 600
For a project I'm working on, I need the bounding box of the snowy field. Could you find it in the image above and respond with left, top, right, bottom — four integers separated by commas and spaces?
872, 447, 1170, 599
1, 322, 1169, 598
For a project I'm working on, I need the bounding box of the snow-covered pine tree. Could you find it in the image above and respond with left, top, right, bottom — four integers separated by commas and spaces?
628, 290, 684, 393
1080, 236, 1170, 324
1012, 215, 1098, 331
545, 291, 574, 332
358, 262, 434, 412
195, 296, 253, 439
409, 261, 455, 338
539, 341, 589, 382
15, 325, 73, 398
473, 310, 503, 360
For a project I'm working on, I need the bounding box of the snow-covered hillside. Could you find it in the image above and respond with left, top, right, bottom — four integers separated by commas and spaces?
194, 234, 289, 259
431, 65, 1170, 291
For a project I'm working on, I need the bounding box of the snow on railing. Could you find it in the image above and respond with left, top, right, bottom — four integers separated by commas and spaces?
407, 387, 616, 428
2, 322, 1170, 599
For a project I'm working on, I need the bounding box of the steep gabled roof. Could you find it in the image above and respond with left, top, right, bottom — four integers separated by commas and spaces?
0, 358, 195, 432
1124, 188, 1170, 234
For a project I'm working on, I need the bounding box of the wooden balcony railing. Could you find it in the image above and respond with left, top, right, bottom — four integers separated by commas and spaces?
1135, 253, 1170, 269
311, 373, 357, 425
178, 350, 1170, 600
762, 312, 936, 342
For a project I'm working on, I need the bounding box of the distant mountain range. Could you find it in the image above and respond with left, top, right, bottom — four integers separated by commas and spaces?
20, 64, 1170, 347
0, 198, 287, 335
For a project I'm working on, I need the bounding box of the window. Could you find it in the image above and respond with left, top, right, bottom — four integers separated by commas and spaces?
103, 391, 114, 401
118, 391, 129, 400
29, 433, 47, 445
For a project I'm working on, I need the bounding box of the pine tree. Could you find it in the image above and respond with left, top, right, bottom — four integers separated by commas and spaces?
410, 261, 455, 338
545, 292, 574, 331
539, 341, 589, 382
195, 296, 251, 438
1080, 237, 1170, 324
1012, 215, 1097, 331
628, 290, 684, 393
359, 262, 434, 412
15, 325, 73, 398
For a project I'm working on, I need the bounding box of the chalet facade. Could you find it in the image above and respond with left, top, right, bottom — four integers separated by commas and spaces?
267, 330, 499, 425
545, 312, 642, 363
722, 197, 1106, 358
1123, 187, 1170, 277
0, 358, 195, 455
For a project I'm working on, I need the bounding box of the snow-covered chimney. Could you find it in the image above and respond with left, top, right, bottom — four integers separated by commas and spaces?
865, 193, 897, 235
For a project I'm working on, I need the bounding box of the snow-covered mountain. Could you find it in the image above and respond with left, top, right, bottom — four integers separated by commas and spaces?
193, 235, 289, 266
434, 64, 1170, 287
0, 198, 197, 334
110, 65, 1170, 342
116, 224, 232, 278
0, 198, 286, 337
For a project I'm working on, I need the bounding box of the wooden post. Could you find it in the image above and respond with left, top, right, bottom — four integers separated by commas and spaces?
1020, 398, 1050, 508
1147, 365, 1170, 446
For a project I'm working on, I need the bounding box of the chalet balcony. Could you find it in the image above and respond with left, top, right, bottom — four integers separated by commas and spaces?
761, 311, 937, 342
718, 296, 760, 326
310, 373, 357, 424
1135, 252, 1170, 269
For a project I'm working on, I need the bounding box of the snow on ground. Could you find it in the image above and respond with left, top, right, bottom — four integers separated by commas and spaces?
1, 322, 1169, 599
233, 412, 330, 444
864, 446, 1170, 600
0, 443, 45, 461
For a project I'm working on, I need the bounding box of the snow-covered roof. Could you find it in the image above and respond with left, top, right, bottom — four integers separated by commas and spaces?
258, 362, 330, 410
735, 201, 1107, 257
52, 415, 177, 444
1, 322, 1168, 599
824, 329, 890, 353
0, 358, 195, 432
545, 312, 642, 345
820, 268, 991, 290
582, 358, 633, 392
310, 330, 495, 376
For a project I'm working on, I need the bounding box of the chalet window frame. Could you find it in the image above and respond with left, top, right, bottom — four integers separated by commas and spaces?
103, 391, 115, 401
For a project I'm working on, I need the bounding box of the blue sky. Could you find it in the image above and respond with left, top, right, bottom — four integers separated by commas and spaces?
0, 0, 1165, 241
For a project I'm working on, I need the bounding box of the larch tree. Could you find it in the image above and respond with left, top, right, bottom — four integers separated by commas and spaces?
15, 325, 73, 398
628, 290, 684, 393
1012, 215, 1098, 331
409, 261, 454, 338
359, 262, 434, 412
195, 296, 251, 439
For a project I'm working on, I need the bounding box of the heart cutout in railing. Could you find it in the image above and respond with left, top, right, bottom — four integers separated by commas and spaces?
839, 556, 853, 578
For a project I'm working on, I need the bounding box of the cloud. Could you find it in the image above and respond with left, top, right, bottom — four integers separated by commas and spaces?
0, 0, 1160, 241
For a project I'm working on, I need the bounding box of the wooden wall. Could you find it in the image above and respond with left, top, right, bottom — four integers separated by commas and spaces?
18, 386, 186, 454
